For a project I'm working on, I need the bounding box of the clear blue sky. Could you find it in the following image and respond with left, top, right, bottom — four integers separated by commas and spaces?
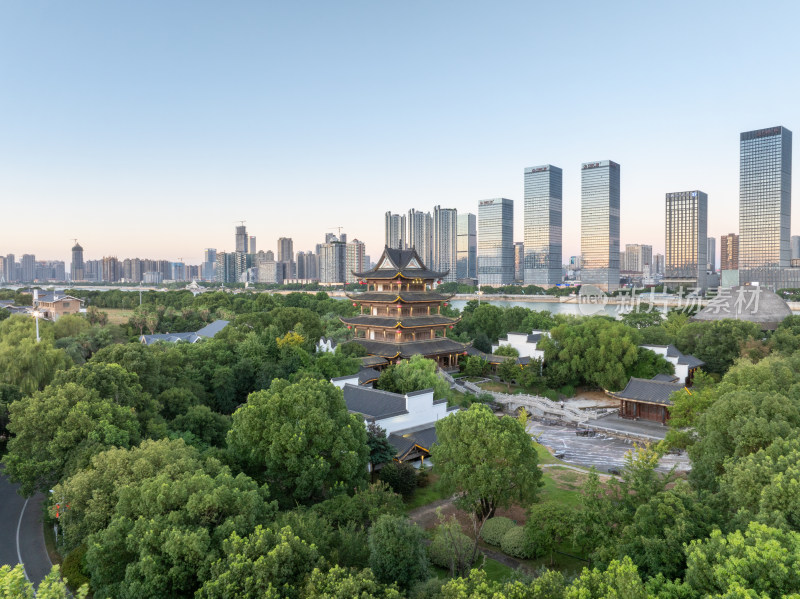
1, 1, 799, 265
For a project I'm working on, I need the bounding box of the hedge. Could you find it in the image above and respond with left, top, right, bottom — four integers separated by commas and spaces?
480, 516, 516, 547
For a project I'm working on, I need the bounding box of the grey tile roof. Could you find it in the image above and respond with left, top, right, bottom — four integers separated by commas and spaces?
651, 373, 679, 382
358, 368, 380, 385
35, 292, 81, 304
527, 333, 543, 343
360, 355, 389, 367
614, 377, 684, 405
347, 291, 452, 303
352, 338, 468, 359
387, 434, 417, 457
354, 247, 449, 280
343, 384, 407, 420
387, 426, 438, 458
340, 315, 457, 328
642, 344, 705, 369
195, 319, 229, 338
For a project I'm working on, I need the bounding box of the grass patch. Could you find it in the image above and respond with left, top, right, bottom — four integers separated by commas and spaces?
405, 469, 450, 511
478, 381, 524, 394
102, 308, 135, 325
538, 467, 585, 508
533, 442, 562, 465
482, 557, 513, 581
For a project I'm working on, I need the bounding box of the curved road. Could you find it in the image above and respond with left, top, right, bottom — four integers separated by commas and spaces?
0, 471, 52, 585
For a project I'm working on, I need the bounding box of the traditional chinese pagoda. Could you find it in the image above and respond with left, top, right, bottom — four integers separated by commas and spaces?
342, 246, 468, 368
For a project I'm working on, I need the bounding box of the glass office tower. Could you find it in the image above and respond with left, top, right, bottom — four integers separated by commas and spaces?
478, 198, 514, 286
523, 164, 562, 286
664, 191, 708, 291
580, 160, 620, 291
456, 213, 477, 280
739, 126, 792, 279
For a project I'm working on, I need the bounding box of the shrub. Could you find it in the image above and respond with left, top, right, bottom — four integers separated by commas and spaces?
416, 468, 430, 488
559, 385, 575, 398
429, 525, 473, 570
480, 516, 516, 546
380, 461, 419, 498
501, 526, 534, 559
61, 544, 90, 591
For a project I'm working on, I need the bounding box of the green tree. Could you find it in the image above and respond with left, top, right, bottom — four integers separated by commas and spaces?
684, 522, 800, 598
0, 564, 88, 599
675, 319, 762, 375
496, 358, 520, 392
2, 382, 141, 496
52, 314, 90, 339
0, 383, 21, 445
379, 461, 417, 498
85, 460, 273, 599
51, 439, 204, 551
462, 355, 490, 377
367, 514, 429, 590
227, 378, 369, 506
0, 333, 71, 395
301, 566, 403, 599
366, 422, 396, 474
621, 307, 664, 329
197, 525, 323, 599
438, 568, 566, 599
493, 345, 519, 357
689, 389, 800, 491
525, 501, 575, 565
432, 405, 542, 564
376, 355, 450, 399
615, 480, 713, 579
564, 557, 648, 599
171, 405, 231, 447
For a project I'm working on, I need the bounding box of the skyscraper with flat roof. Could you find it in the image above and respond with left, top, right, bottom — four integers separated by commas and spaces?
408, 209, 433, 267
721, 233, 739, 270
235, 225, 248, 253
385, 212, 406, 250
739, 126, 792, 280
457, 213, 477, 280
523, 164, 562, 285
433, 206, 458, 282
664, 190, 708, 291
581, 160, 620, 291
707, 238, 716, 272
478, 198, 514, 286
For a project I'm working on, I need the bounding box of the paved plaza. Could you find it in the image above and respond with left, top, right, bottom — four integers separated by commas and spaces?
527, 420, 690, 474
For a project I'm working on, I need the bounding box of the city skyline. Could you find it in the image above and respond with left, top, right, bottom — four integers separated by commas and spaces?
2, 3, 799, 265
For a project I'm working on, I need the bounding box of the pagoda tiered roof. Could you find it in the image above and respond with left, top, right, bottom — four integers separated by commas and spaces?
346, 291, 452, 303
340, 315, 459, 329
353, 247, 449, 280
353, 338, 469, 359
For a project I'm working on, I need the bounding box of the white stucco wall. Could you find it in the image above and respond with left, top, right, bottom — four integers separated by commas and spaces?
492, 330, 548, 360
376, 389, 451, 435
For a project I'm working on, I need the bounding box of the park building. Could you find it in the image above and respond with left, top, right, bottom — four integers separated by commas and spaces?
341, 246, 469, 369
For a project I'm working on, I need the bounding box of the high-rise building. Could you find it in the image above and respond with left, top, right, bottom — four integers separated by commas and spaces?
385, 212, 407, 250
296, 251, 317, 280
21, 254, 35, 282
523, 164, 563, 285
71, 242, 84, 281
664, 190, 708, 291
345, 239, 366, 284
569, 256, 582, 271
581, 160, 620, 291
456, 213, 477, 280
319, 239, 346, 283
203, 248, 217, 281
249, 236, 257, 255
707, 238, 717, 272
433, 206, 458, 282
235, 225, 249, 253
277, 237, 294, 279
739, 126, 792, 281
216, 252, 236, 284
623, 244, 652, 273
792, 236, 800, 261
478, 198, 514, 286
514, 242, 524, 282
653, 253, 665, 275
102, 256, 120, 283
720, 233, 739, 270
408, 209, 433, 268
2, 255, 16, 282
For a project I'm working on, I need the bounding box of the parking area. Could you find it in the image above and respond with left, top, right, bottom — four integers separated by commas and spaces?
527, 420, 690, 474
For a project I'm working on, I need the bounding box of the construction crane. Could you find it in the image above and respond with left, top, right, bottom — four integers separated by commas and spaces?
234, 220, 247, 227
329, 226, 344, 236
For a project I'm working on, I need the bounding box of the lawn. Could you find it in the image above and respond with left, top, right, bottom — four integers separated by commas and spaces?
482, 558, 513, 581
478, 381, 524, 394
533, 441, 562, 465
405, 469, 451, 511
538, 466, 587, 508
102, 308, 135, 325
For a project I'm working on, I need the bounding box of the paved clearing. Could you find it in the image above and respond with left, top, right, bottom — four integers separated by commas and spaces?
527, 421, 690, 474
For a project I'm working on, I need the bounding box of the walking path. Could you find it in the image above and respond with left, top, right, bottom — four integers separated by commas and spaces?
0, 470, 52, 585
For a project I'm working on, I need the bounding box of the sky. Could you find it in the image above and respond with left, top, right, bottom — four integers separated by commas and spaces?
2, 1, 800, 266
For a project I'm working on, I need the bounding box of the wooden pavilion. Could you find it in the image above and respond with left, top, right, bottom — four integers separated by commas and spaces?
342, 246, 468, 368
